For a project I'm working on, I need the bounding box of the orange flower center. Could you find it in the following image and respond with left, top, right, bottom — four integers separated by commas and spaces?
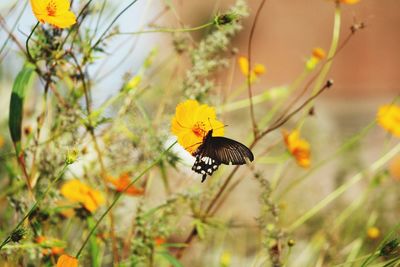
46, 1, 57, 17
192, 122, 206, 138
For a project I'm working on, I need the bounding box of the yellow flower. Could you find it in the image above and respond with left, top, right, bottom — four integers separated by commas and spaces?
171, 100, 224, 154
367, 227, 380, 239
60, 179, 105, 213
339, 0, 360, 4
282, 129, 311, 168
0, 135, 4, 148
56, 254, 78, 267
306, 47, 326, 70
220, 251, 232, 267
238, 56, 266, 82
30, 0, 76, 28
377, 104, 400, 137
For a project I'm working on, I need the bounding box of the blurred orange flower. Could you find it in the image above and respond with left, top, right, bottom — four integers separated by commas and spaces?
35, 236, 46, 244
389, 154, 400, 181
339, 0, 360, 4
377, 104, 400, 137
60, 179, 105, 213
306, 47, 326, 70
283, 129, 311, 168
155, 237, 166, 246
238, 56, 266, 82
171, 100, 224, 154
56, 254, 78, 267
51, 247, 65, 255
107, 173, 144, 196
312, 47, 326, 60
30, 0, 76, 28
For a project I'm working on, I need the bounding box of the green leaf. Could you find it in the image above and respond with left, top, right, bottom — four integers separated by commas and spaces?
193, 219, 206, 240
8, 63, 36, 153
87, 216, 101, 267
158, 251, 184, 267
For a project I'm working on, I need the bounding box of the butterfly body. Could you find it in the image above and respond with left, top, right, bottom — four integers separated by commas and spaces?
192, 130, 254, 182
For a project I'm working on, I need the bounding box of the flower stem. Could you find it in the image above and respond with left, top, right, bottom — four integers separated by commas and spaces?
311, 3, 341, 95
75, 141, 177, 258
0, 164, 68, 250
287, 141, 400, 232
116, 21, 214, 36
26, 22, 39, 62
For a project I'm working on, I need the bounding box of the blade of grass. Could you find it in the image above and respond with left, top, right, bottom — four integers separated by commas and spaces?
287, 141, 400, 232
8, 62, 36, 192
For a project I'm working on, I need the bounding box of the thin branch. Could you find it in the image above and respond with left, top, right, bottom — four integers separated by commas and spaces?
247, 0, 267, 139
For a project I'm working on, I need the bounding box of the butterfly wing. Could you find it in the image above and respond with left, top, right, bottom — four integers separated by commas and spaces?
191, 132, 254, 182
208, 136, 254, 165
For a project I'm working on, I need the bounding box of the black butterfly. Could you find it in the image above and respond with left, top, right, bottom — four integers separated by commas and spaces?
191, 129, 254, 182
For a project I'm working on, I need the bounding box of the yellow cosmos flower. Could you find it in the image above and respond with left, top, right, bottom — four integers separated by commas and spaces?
367, 227, 380, 239
377, 104, 400, 137
171, 100, 224, 154
56, 254, 78, 267
282, 129, 311, 168
60, 179, 105, 213
30, 0, 76, 28
238, 56, 266, 82
339, 0, 360, 4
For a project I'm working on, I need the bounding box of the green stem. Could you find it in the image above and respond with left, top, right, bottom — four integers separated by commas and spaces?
311, 3, 341, 94
115, 21, 214, 36
90, 0, 139, 51
279, 121, 375, 198
0, 164, 68, 250
287, 141, 400, 232
0, 1, 28, 58
75, 141, 177, 258
26, 22, 39, 62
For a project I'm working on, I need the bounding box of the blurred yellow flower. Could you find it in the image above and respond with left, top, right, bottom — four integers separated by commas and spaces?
238, 56, 266, 82
389, 154, 400, 181
60, 179, 105, 213
367, 226, 380, 239
0, 135, 4, 148
282, 129, 311, 168
306, 47, 326, 70
220, 251, 232, 267
30, 0, 76, 28
56, 254, 78, 267
107, 173, 144, 196
339, 0, 360, 4
377, 104, 400, 137
171, 100, 224, 154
